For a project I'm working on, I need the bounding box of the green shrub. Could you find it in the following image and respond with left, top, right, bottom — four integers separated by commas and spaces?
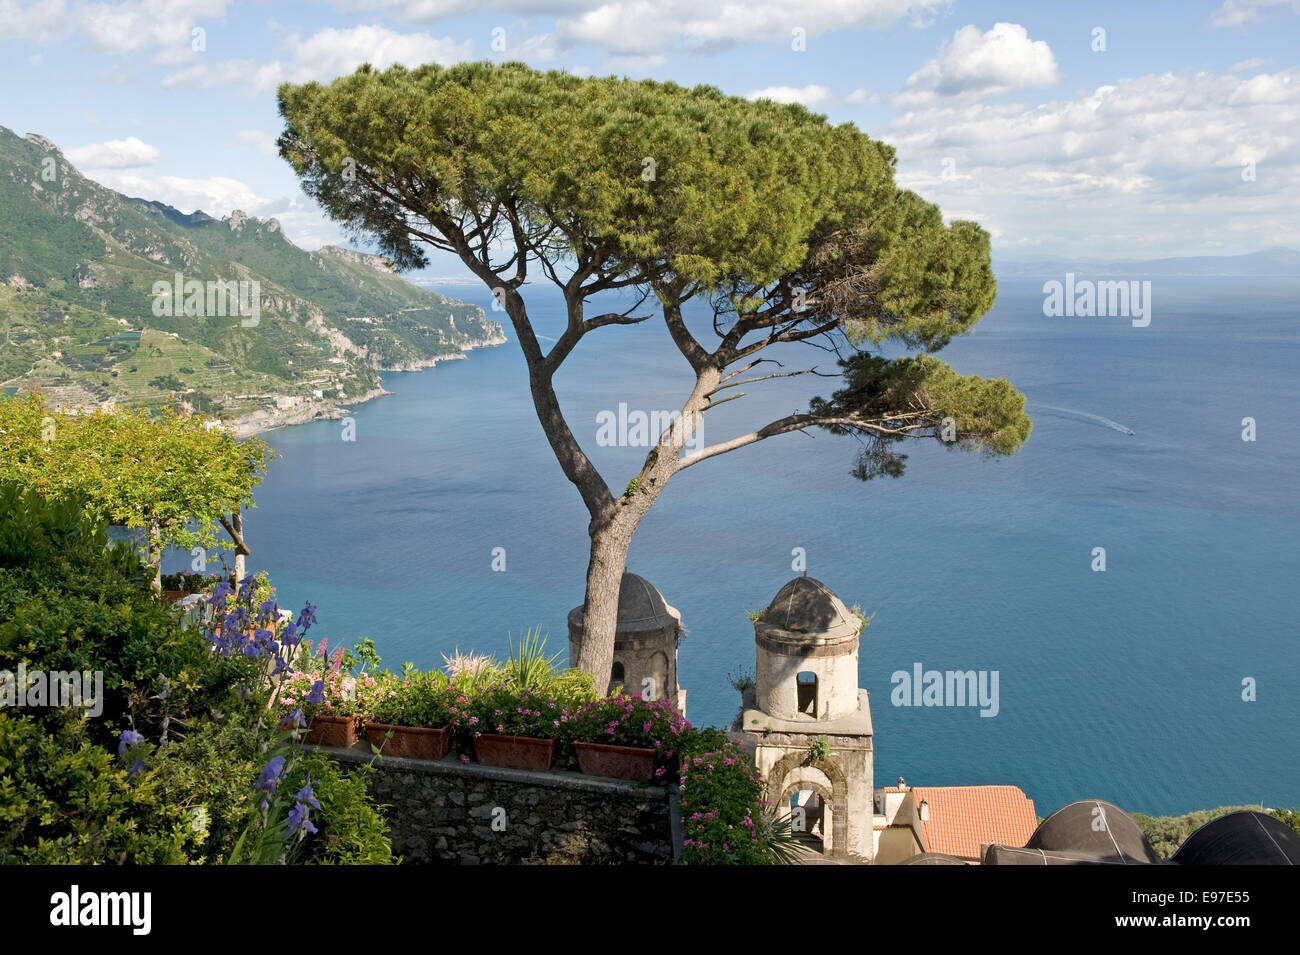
1272, 808, 1300, 836
0, 483, 260, 748
0, 485, 393, 865
0, 708, 198, 864
1131, 805, 1261, 860
678, 739, 771, 865
287, 754, 395, 865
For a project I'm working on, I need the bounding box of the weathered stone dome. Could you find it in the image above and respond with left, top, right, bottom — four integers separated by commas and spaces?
760, 576, 859, 641
567, 572, 681, 635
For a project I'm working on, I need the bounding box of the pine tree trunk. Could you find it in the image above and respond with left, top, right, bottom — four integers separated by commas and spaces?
574, 519, 633, 692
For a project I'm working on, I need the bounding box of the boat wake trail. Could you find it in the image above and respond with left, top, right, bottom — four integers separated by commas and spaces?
1036, 405, 1135, 436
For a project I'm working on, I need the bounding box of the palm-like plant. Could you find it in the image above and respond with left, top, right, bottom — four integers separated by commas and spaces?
504, 627, 563, 691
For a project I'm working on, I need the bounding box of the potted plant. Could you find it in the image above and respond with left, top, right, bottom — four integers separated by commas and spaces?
365, 672, 454, 760
464, 685, 565, 772
278, 664, 359, 748
565, 694, 691, 782
160, 569, 215, 603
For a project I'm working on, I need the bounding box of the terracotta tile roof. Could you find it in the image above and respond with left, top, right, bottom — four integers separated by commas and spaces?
911, 785, 1038, 859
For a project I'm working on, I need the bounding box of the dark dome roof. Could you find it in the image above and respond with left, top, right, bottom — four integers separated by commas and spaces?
899, 852, 969, 865
1025, 800, 1160, 864
1172, 811, 1300, 865
568, 572, 680, 635
760, 576, 859, 640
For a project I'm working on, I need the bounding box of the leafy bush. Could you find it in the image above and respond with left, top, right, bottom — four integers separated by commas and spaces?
678, 739, 770, 864
0, 483, 260, 748
1131, 805, 1261, 860
0, 708, 198, 864
0, 486, 393, 865
1272, 807, 1300, 836
284, 753, 394, 865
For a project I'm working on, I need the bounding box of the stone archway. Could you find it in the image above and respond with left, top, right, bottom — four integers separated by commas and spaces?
766, 752, 850, 859
781, 776, 834, 853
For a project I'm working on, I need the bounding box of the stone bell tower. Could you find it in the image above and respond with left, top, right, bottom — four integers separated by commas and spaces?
568, 571, 686, 714
738, 576, 873, 861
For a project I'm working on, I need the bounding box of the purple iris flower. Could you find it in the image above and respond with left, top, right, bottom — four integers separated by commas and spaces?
279, 620, 300, 646
285, 803, 318, 838
127, 759, 147, 781
292, 777, 321, 810
208, 579, 232, 610
305, 680, 326, 705
296, 603, 317, 633
257, 755, 286, 795
257, 599, 279, 626
284, 775, 321, 839
117, 729, 144, 755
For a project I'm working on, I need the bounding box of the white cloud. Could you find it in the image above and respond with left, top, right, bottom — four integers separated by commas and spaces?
884, 68, 1300, 257
746, 85, 879, 108
285, 25, 472, 80
90, 171, 271, 217
897, 22, 1059, 105
584, 0, 939, 52
746, 85, 832, 106
65, 137, 161, 169
356, 0, 941, 57
0, 1, 232, 61
1211, 0, 1300, 27
236, 130, 280, 157
0, 0, 77, 43
161, 24, 472, 89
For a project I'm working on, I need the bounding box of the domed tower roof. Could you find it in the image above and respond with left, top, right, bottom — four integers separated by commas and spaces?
760, 576, 859, 642
567, 572, 681, 635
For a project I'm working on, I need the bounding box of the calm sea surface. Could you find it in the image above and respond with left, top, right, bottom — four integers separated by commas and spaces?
170, 276, 1300, 816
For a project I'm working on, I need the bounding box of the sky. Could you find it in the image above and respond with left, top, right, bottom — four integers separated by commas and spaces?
1, 0, 1298, 271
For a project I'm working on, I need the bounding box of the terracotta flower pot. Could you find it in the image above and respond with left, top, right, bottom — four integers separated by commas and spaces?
473, 734, 555, 772
575, 741, 657, 782
365, 722, 452, 760
300, 714, 357, 748
162, 590, 192, 604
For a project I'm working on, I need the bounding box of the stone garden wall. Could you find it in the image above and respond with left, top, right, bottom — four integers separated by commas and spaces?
327, 746, 680, 865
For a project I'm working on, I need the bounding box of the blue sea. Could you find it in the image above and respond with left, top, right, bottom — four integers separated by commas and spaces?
169, 275, 1300, 817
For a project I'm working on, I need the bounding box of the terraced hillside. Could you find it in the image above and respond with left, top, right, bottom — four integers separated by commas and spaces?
0, 126, 505, 431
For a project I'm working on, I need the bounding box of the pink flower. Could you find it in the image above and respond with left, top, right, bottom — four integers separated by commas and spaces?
460, 754, 470, 763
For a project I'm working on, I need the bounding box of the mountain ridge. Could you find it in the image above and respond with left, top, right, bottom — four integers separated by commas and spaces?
0, 125, 506, 434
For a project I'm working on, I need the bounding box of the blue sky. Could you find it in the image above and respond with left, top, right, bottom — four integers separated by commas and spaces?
1, 0, 1297, 270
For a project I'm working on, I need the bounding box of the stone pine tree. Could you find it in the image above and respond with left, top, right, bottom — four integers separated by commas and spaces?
277, 62, 1032, 686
